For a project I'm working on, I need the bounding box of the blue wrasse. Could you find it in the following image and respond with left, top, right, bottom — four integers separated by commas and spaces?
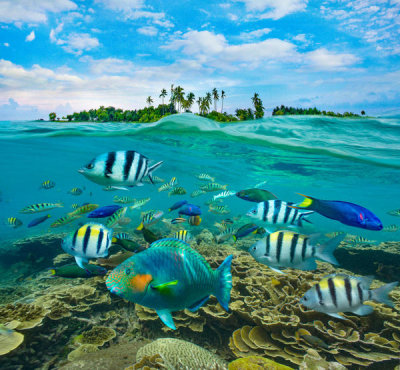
87, 205, 122, 218
106, 238, 233, 330
28, 214, 51, 228
293, 194, 383, 231
178, 204, 202, 216
168, 200, 188, 212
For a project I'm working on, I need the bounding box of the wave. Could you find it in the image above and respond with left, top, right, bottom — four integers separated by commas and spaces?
1, 114, 400, 169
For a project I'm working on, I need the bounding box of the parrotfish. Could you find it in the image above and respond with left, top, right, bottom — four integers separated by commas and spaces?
300, 273, 398, 319
294, 194, 383, 231
79, 150, 163, 187
106, 238, 233, 329
178, 204, 202, 216
168, 200, 188, 212
236, 188, 277, 202
50, 263, 107, 278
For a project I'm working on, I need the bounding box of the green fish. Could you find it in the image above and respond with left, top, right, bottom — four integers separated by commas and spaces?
236, 188, 278, 202
112, 237, 146, 253
106, 238, 233, 330
200, 183, 227, 192
142, 228, 160, 244
20, 202, 64, 214
168, 187, 187, 196
51, 214, 80, 228
50, 263, 107, 278
105, 207, 127, 228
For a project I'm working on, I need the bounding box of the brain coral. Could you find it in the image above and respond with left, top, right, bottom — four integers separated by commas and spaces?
134, 338, 227, 369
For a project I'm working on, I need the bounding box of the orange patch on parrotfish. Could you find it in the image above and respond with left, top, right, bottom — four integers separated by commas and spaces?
130, 274, 153, 292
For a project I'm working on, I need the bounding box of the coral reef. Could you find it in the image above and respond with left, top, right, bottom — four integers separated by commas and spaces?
228, 356, 293, 370
133, 338, 228, 369
0, 303, 49, 330
67, 344, 99, 361
0, 321, 24, 356
74, 326, 116, 346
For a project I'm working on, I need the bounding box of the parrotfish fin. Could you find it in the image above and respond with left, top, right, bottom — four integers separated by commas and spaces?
136, 222, 144, 231
215, 255, 233, 312
151, 280, 178, 293
351, 305, 374, 316
293, 259, 317, 271
294, 193, 316, 209
156, 309, 176, 330
188, 295, 210, 312
269, 266, 285, 274
74, 256, 88, 269
327, 312, 346, 320
371, 281, 398, 307
316, 234, 345, 266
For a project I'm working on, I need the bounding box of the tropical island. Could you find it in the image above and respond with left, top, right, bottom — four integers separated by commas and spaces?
48, 85, 366, 123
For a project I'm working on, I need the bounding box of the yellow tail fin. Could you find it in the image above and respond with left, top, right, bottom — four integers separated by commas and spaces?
136, 222, 144, 231
296, 193, 314, 209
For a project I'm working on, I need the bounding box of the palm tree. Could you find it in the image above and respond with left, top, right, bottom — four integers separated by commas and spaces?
170, 84, 175, 113
212, 88, 219, 112
220, 90, 226, 113
174, 85, 185, 112
197, 97, 202, 114
146, 96, 153, 107
205, 92, 212, 114
200, 99, 209, 115
186, 92, 195, 111
159, 88, 167, 115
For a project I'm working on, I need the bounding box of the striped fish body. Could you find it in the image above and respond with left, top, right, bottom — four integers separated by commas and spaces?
142, 175, 164, 184
196, 173, 215, 182
382, 224, 399, 232
69, 187, 83, 195
171, 217, 187, 224
5, 217, 22, 228
249, 231, 344, 273
213, 191, 236, 201
62, 223, 113, 269
247, 200, 313, 227
40, 180, 55, 189
79, 151, 163, 187
188, 215, 202, 226
51, 214, 81, 228
68, 204, 99, 216
300, 274, 398, 319
216, 227, 236, 243
136, 211, 164, 230
113, 196, 136, 204
191, 189, 206, 198
173, 230, 192, 243
200, 183, 227, 192
208, 205, 230, 215
130, 197, 151, 209
387, 209, 400, 217
106, 207, 127, 228
168, 187, 187, 196
20, 202, 63, 214
158, 183, 172, 192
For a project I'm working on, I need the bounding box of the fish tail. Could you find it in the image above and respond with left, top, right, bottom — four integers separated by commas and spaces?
215, 255, 233, 312
50, 269, 56, 276
136, 222, 144, 231
148, 161, 163, 184
295, 193, 316, 209
316, 234, 346, 265
372, 281, 398, 307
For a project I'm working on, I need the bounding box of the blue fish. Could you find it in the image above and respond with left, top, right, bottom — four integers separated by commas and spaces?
294, 193, 382, 231
87, 205, 122, 218
178, 204, 202, 216
28, 214, 51, 228
168, 200, 188, 212
106, 238, 232, 330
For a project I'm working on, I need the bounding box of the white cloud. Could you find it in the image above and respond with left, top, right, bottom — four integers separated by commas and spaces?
25, 30, 35, 42
293, 33, 306, 42
0, 0, 77, 24
306, 48, 360, 70
4, 42, 9, 47
80, 56, 135, 74
51, 32, 100, 55
239, 28, 272, 40
137, 25, 158, 36
234, 0, 308, 20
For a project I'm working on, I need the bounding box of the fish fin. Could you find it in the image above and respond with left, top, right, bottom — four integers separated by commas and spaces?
74, 256, 88, 269
295, 193, 315, 209
215, 255, 233, 312
293, 259, 317, 271
326, 312, 346, 320
298, 211, 314, 226
151, 280, 178, 291
136, 222, 144, 231
111, 186, 129, 191
269, 266, 285, 274
156, 309, 176, 330
187, 296, 210, 312
351, 305, 374, 316
232, 235, 237, 242
371, 281, 398, 307
148, 161, 163, 180
316, 234, 345, 266
136, 183, 144, 187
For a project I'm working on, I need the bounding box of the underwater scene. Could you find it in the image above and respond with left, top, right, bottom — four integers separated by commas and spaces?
1, 113, 400, 369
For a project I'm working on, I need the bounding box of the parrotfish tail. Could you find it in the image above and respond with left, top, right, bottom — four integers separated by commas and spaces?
316, 234, 346, 266
294, 193, 316, 210
148, 161, 163, 185
372, 281, 398, 307
136, 222, 144, 231
215, 255, 233, 312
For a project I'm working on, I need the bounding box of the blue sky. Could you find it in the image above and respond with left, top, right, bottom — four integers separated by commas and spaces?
0, 0, 400, 119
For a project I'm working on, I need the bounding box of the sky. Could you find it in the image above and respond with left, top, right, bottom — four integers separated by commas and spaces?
0, 0, 400, 120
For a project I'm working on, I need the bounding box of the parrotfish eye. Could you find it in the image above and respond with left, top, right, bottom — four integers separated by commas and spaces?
86, 162, 94, 169
125, 268, 131, 275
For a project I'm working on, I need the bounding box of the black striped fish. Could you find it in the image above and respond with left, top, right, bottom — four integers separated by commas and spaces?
5, 217, 22, 228
68, 187, 83, 195
62, 223, 113, 269
387, 209, 400, 217
51, 214, 81, 228
20, 202, 63, 214
247, 200, 313, 227
300, 274, 398, 320
142, 175, 164, 184
196, 173, 215, 182
79, 151, 163, 187
40, 180, 55, 190
191, 189, 206, 198
113, 196, 136, 204
249, 231, 345, 274
200, 182, 227, 192
173, 230, 192, 242
382, 224, 399, 232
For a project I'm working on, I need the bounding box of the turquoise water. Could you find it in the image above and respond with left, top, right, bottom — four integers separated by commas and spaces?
1, 113, 400, 243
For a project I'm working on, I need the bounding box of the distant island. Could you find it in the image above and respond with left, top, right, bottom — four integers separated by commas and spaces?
48, 86, 366, 123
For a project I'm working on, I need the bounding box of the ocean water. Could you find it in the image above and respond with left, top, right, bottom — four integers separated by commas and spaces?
1, 113, 400, 368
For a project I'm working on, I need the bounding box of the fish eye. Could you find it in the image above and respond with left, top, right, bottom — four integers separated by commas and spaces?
125, 268, 131, 275
252, 210, 256, 214
303, 296, 308, 301
86, 162, 94, 169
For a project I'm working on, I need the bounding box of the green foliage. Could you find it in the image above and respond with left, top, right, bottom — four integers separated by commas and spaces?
272, 105, 361, 118
49, 112, 56, 121
203, 111, 238, 122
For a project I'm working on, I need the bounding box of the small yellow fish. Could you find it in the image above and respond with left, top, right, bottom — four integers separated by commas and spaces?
68, 204, 98, 216
5, 217, 22, 228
